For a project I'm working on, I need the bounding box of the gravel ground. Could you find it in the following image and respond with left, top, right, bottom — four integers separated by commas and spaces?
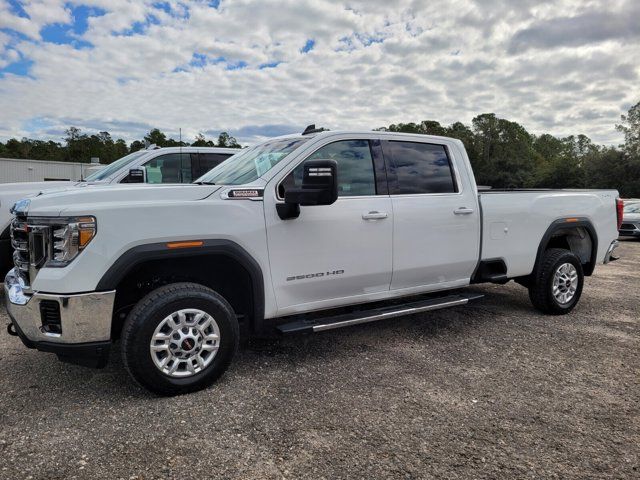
0, 241, 638, 480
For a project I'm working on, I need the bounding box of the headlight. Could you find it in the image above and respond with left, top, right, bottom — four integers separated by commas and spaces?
51, 216, 97, 265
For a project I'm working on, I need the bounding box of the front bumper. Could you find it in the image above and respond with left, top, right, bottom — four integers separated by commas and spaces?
4, 268, 115, 368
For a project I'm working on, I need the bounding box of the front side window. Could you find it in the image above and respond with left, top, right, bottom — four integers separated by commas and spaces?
144, 153, 192, 184
281, 140, 377, 197
386, 141, 457, 194
197, 138, 309, 185
86, 150, 148, 182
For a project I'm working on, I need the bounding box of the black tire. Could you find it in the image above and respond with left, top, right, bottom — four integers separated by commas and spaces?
121, 282, 239, 396
528, 248, 584, 315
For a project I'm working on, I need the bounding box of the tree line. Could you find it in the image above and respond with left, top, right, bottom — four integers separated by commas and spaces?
0, 101, 638, 197
377, 101, 640, 198
0, 128, 242, 165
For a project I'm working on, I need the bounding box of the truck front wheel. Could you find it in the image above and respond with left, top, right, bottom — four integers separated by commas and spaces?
528, 248, 584, 315
121, 282, 239, 395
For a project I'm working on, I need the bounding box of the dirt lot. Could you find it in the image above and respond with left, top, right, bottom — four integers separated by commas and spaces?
0, 241, 638, 480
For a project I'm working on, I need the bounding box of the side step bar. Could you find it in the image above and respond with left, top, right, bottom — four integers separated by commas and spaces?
277, 292, 484, 334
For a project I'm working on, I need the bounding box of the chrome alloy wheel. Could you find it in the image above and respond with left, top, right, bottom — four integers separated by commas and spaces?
150, 309, 220, 377
552, 263, 579, 305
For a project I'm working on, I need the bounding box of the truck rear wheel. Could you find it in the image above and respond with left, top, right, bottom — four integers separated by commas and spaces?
121, 282, 239, 396
528, 248, 584, 315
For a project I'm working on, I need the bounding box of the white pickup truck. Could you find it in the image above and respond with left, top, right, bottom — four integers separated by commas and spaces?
0, 146, 239, 275
4, 128, 622, 395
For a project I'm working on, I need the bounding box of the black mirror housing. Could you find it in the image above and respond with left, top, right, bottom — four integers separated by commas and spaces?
127, 168, 145, 183
284, 159, 338, 206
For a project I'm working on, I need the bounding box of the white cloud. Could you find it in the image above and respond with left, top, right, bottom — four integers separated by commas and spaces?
0, 0, 638, 145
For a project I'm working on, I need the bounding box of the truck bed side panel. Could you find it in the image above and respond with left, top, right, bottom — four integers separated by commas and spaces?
479, 190, 619, 278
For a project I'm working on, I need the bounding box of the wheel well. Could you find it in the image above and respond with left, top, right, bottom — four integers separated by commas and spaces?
541, 225, 596, 275
111, 254, 255, 340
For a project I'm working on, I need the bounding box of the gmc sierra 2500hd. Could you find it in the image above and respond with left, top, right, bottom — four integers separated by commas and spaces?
0, 146, 238, 275
4, 127, 622, 395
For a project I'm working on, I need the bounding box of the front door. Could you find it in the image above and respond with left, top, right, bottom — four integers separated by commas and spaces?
265, 138, 393, 315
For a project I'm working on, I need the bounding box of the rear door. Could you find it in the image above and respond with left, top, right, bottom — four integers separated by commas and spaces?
382, 139, 480, 291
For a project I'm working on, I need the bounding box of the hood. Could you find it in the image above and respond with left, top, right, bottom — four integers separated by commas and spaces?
23, 183, 221, 216
0, 180, 77, 197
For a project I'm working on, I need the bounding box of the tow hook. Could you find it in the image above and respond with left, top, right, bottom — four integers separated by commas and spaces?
7, 323, 17, 337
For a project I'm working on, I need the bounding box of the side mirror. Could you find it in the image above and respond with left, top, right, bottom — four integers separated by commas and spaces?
277, 159, 338, 220
126, 168, 145, 183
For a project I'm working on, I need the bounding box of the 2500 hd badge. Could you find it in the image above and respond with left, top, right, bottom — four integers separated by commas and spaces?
286, 270, 345, 282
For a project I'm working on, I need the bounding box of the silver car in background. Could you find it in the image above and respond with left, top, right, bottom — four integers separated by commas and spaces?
619, 201, 640, 238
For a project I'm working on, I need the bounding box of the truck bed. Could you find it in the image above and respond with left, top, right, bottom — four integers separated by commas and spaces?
478, 189, 619, 278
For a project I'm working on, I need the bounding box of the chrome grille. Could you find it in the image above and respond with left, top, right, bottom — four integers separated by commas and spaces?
10, 218, 52, 288
10, 219, 30, 281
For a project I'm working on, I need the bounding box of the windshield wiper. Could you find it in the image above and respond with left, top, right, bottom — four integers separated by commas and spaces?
193, 181, 216, 185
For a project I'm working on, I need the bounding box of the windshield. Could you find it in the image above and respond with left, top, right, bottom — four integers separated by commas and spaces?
624, 203, 640, 214
84, 150, 149, 181
197, 137, 309, 185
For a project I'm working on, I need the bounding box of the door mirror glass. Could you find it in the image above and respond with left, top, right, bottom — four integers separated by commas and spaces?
285, 159, 338, 206
126, 168, 145, 183
278, 160, 338, 219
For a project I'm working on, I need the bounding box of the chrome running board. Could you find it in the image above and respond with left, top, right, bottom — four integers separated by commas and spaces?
277, 292, 484, 334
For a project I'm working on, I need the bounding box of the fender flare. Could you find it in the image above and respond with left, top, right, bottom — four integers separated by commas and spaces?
96, 239, 265, 323
534, 218, 598, 276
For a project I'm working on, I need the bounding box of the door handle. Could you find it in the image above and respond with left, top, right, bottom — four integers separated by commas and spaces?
453, 207, 474, 215
362, 211, 388, 220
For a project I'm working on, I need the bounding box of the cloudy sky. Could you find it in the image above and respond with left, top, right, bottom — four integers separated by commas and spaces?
0, 0, 638, 145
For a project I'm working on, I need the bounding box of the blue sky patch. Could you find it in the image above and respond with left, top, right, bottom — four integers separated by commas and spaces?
117, 14, 161, 36
0, 57, 33, 78
152, 1, 172, 13
301, 39, 315, 53
226, 60, 248, 70
6, 0, 28, 18
259, 61, 282, 69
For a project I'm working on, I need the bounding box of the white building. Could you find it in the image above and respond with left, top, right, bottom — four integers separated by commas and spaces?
0, 158, 104, 184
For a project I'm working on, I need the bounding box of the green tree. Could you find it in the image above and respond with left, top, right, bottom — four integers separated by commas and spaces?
471, 113, 536, 188
192, 133, 215, 147
531, 134, 583, 188
216, 132, 241, 148
64, 127, 89, 162
144, 128, 168, 147
617, 100, 640, 158
114, 139, 129, 159
446, 121, 479, 167
129, 140, 145, 152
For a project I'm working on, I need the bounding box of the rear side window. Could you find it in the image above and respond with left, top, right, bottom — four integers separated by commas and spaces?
195, 153, 233, 178
386, 141, 457, 194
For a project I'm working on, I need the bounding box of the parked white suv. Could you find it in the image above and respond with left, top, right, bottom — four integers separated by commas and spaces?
4, 128, 622, 395
0, 146, 239, 274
